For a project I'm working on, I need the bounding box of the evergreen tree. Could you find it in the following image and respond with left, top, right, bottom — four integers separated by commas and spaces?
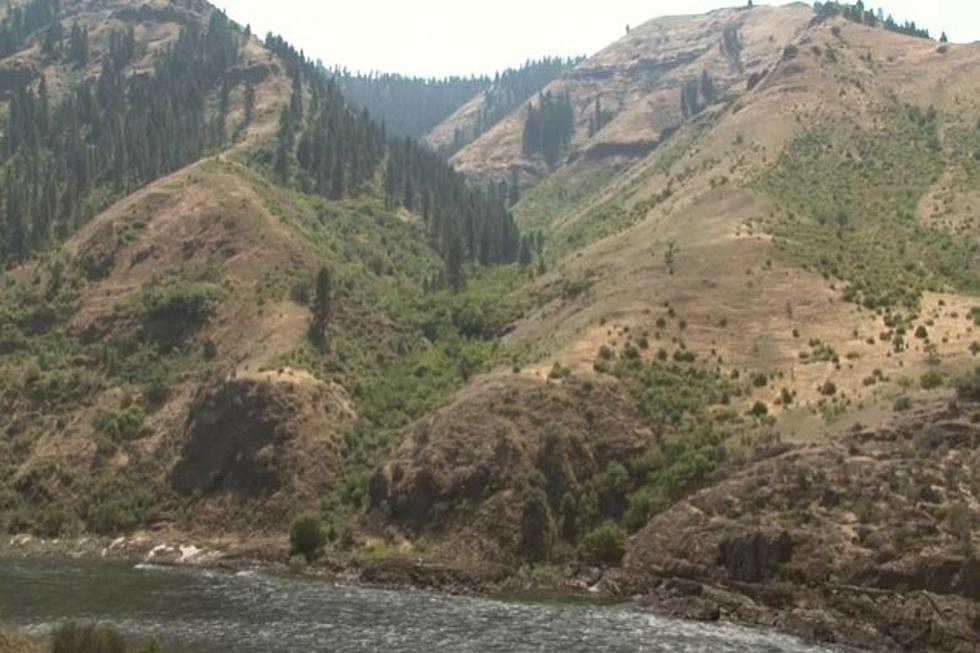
445, 226, 465, 293
700, 71, 717, 105
244, 81, 256, 124
680, 78, 701, 118
0, 8, 245, 267
68, 22, 88, 66
522, 90, 575, 167
311, 266, 332, 351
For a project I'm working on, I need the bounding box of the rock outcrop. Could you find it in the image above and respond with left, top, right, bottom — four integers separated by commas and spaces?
171, 369, 354, 530
369, 375, 653, 563
622, 403, 980, 652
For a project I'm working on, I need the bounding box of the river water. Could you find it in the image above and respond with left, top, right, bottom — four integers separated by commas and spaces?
1, 557, 848, 652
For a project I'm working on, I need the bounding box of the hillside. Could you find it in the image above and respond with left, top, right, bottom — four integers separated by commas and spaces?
368, 4, 980, 651
0, 0, 524, 539
423, 57, 581, 157
449, 3, 814, 183
1, 1, 980, 651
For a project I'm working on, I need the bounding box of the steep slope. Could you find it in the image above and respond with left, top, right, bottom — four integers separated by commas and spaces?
0, 0, 522, 539
450, 3, 813, 183
360, 5, 980, 649
424, 57, 580, 157
336, 71, 489, 140
2, 3, 979, 648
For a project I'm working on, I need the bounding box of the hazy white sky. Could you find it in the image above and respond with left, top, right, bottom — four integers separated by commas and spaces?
216, 1, 980, 77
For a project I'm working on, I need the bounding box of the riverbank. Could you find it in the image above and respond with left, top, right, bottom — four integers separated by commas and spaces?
0, 628, 44, 653
2, 526, 975, 653
0, 531, 864, 651
0, 531, 516, 595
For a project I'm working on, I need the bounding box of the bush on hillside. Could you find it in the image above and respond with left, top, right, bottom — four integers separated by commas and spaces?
955, 367, 980, 402
92, 406, 146, 444
290, 512, 326, 562
920, 370, 944, 390
520, 488, 555, 561
140, 282, 222, 324
893, 395, 912, 412
578, 522, 627, 565
819, 380, 838, 396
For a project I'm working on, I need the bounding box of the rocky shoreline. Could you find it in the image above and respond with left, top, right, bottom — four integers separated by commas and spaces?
0, 531, 907, 652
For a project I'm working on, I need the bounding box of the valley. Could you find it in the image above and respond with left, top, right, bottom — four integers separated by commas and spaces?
0, 1, 979, 651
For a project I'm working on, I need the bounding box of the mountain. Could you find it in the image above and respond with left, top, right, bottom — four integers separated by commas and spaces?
333, 57, 579, 155
0, 0, 521, 539
335, 71, 490, 140
2, 1, 980, 650
370, 4, 980, 649
450, 3, 814, 183
423, 56, 582, 157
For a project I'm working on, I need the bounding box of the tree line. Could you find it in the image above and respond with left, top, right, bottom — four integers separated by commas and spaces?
265, 33, 522, 292
680, 71, 717, 119
335, 70, 489, 140
1, 9, 244, 265
813, 1, 934, 40
0, 0, 59, 59
522, 89, 574, 168
443, 57, 581, 157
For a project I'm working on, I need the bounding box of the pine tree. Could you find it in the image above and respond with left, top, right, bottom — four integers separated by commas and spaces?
383, 156, 398, 208
290, 72, 303, 123
700, 71, 716, 105
445, 227, 465, 293
311, 265, 332, 351
244, 81, 256, 124
403, 173, 414, 212
508, 169, 520, 206
518, 236, 533, 266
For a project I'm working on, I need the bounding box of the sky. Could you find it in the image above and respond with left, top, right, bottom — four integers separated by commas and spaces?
216, 1, 980, 78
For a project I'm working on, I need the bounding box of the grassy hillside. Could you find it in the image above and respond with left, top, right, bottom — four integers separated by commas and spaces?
1, 6, 979, 647
0, 0, 530, 537
357, 3, 980, 598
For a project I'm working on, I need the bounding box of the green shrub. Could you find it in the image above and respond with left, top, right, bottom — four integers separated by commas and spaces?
955, 367, 980, 402
780, 388, 794, 406
51, 623, 127, 653
819, 380, 838, 396
520, 488, 555, 561
920, 371, 944, 390
597, 462, 629, 495
752, 373, 768, 388
749, 401, 769, 417
92, 406, 146, 444
85, 477, 158, 535
673, 349, 696, 363
290, 512, 326, 562
141, 282, 222, 323
893, 395, 912, 412
578, 521, 627, 565
548, 362, 571, 380
623, 487, 668, 531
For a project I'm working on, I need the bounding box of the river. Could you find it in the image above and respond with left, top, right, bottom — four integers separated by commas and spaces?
1, 557, 849, 652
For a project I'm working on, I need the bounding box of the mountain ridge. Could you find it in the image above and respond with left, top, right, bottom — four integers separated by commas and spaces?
1, 2, 979, 651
